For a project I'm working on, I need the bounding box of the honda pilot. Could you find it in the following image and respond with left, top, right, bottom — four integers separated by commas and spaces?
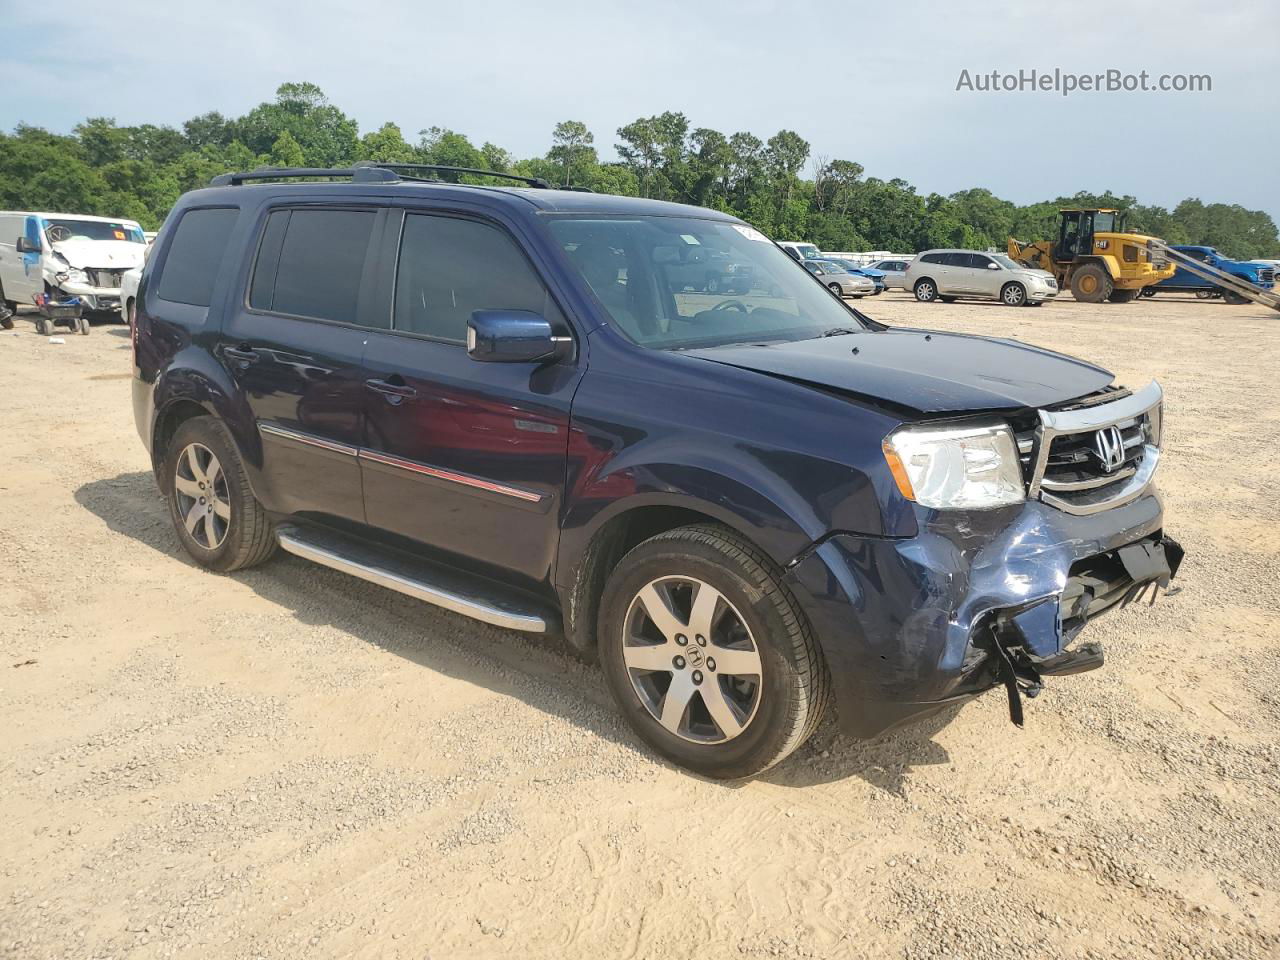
131, 165, 1182, 779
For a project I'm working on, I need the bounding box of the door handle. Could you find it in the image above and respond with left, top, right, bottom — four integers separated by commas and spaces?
365, 377, 418, 400
224, 345, 259, 363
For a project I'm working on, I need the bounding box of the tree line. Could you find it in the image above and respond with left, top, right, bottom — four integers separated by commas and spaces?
2, 82, 1276, 260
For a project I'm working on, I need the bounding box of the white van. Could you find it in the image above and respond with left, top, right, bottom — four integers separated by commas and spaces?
776, 241, 822, 262
0, 211, 147, 314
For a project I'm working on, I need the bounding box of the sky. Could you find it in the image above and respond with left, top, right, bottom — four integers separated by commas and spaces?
3, 0, 1277, 221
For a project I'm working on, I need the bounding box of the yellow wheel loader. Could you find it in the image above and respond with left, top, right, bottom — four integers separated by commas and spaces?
1009, 209, 1175, 304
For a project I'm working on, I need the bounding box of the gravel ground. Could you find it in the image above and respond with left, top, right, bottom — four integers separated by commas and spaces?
1, 293, 1277, 959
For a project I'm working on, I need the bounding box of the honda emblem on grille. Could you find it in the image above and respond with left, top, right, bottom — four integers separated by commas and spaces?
1094, 425, 1126, 473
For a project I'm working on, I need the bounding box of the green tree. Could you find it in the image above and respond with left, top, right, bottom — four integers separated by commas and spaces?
549, 121, 595, 187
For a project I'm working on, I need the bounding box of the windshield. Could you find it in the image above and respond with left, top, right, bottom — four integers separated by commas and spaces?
990, 254, 1021, 269
1093, 212, 1116, 233
547, 216, 869, 349
44, 219, 145, 244
794, 244, 820, 259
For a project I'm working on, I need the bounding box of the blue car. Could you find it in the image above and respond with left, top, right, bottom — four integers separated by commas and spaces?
823, 257, 887, 294
1144, 244, 1275, 303
131, 164, 1182, 779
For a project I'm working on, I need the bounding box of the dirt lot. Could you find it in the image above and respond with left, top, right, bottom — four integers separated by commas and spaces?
1, 293, 1278, 960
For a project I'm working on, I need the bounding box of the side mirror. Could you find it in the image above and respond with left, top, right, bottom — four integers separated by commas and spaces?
467, 310, 568, 363
987, 262, 1000, 269
16, 236, 40, 253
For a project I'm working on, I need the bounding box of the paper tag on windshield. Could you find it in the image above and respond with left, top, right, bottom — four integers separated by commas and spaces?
680, 234, 700, 245
731, 224, 769, 243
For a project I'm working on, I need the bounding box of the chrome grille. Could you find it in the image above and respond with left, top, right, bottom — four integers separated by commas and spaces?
1260, 268, 1275, 284
1018, 381, 1164, 516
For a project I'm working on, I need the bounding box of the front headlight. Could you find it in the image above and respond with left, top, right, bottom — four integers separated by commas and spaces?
882, 423, 1024, 510
57, 268, 89, 284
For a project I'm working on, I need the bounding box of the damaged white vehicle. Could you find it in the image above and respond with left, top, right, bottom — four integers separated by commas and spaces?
0, 212, 147, 316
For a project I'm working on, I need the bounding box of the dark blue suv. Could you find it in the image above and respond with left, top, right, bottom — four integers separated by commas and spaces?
132, 165, 1182, 779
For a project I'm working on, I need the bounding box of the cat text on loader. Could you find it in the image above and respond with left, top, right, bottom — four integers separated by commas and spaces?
1008, 209, 1176, 303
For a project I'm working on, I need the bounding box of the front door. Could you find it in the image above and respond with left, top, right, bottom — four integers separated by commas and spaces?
220, 205, 386, 524
13, 216, 44, 303
360, 210, 581, 589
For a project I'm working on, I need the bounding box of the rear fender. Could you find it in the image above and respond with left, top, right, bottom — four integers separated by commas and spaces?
149, 349, 262, 492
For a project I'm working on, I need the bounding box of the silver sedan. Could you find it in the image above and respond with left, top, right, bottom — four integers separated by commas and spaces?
803, 260, 876, 299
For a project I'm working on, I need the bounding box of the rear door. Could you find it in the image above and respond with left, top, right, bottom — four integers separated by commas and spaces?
929, 253, 958, 293
359, 207, 581, 590
219, 205, 384, 524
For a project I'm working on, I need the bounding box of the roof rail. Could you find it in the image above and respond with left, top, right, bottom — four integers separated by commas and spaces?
365, 162, 551, 189
209, 166, 400, 187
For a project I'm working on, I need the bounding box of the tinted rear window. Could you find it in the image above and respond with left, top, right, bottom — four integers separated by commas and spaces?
919, 252, 944, 265
156, 207, 239, 307
251, 208, 377, 323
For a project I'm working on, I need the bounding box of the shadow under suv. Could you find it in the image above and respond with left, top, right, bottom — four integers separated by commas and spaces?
131, 164, 1182, 779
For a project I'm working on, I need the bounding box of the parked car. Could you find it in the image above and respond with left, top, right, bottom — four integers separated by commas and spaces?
802, 259, 875, 298
776, 241, 821, 262
821, 257, 887, 294
865, 257, 913, 290
906, 250, 1058, 306
0, 211, 146, 315
1141, 244, 1275, 303
132, 167, 1181, 779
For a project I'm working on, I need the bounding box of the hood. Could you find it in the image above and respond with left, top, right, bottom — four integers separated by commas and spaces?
687, 328, 1114, 414
50, 238, 146, 270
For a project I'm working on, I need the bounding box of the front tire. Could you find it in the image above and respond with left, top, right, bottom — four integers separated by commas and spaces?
1070, 263, 1113, 303
914, 279, 938, 302
164, 416, 276, 572
599, 524, 829, 780
828, 282, 843, 297
1000, 282, 1027, 306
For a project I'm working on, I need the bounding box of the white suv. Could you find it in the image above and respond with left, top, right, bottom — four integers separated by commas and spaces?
905, 250, 1058, 306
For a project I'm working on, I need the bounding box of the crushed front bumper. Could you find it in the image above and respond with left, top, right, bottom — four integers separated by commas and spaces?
54, 282, 123, 313
783, 491, 1183, 739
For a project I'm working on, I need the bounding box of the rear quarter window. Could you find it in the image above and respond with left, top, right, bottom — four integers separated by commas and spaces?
156, 207, 239, 307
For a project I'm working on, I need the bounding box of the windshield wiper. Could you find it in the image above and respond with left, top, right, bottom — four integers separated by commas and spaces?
819, 327, 860, 338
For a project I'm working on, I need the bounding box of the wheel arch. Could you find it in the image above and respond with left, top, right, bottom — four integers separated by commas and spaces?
557, 491, 812, 661
149, 352, 260, 495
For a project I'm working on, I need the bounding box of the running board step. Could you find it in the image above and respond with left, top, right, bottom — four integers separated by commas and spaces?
275, 524, 552, 633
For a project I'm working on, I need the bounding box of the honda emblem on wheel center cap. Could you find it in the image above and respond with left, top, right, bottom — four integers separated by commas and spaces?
687, 646, 705, 668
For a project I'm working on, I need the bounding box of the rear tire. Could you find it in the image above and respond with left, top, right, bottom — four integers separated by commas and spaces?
1107, 288, 1141, 304
35, 317, 50, 336
1070, 263, 1113, 303
77, 316, 91, 335
913, 279, 938, 303
828, 282, 843, 297
1223, 286, 1249, 305
598, 524, 829, 780
164, 416, 276, 573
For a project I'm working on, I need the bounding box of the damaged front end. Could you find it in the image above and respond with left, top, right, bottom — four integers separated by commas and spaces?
784, 379, 1188, 739
982, 533, 1184, 726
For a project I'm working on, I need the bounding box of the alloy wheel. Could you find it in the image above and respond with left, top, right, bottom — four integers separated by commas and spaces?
621, 576, 763, 744
173, 442, 231, 550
